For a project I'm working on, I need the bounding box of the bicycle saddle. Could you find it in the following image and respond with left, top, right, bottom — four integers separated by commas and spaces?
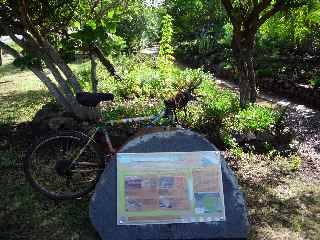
76, 92, 114, 107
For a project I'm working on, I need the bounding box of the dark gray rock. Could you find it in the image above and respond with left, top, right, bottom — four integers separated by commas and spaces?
90, 129, 249, 240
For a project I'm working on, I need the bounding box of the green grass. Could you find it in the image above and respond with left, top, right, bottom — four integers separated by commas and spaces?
0, 56, 99, 240
0, 56, 50, 124
0, 53, 319, 239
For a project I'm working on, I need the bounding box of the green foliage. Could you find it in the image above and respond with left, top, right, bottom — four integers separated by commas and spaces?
165, 0, 225, 43
166, 0, 228, 62
13, 53, 42, 69
289, 154, 302, 172
117, 3, 164, 50
309, 74, 320, 88
256, 68, 274, 78
196, 81, 239, 125
58, 5, 126, 60
77, 67, 91, 91
259, 3, 320, 44
226, 105, 281, 133
159, 14, 175, 62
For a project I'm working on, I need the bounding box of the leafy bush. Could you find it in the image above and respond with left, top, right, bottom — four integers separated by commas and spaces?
309, 74, 320, 88
117, 3, 164, 51
75, 54, 288, 154
225, 105, 281, 133
256, 68, 274, 78
197, 82, 239, 125
0, 150, 17, 168
289, 154, 302, 172
77, 67, 91, 91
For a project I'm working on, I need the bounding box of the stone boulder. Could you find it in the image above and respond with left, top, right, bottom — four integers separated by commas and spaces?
90, 129, 249, 240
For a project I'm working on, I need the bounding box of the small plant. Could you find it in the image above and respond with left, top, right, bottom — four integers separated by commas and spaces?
289, 154, 302, 172
230, 145, 245, 160
309, 74, 320, 88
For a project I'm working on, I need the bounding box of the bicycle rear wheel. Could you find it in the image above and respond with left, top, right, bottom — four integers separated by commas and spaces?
23, 131, 105, 200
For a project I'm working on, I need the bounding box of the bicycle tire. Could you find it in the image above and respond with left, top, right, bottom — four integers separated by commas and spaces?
23, 131, 105, 200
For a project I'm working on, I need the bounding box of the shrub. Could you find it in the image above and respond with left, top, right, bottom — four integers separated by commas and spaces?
309, 74, 320, 88
225, 105, 281, 133
80, 54, 287, 154
289, 154, 302, 172
256, 68, 274, 78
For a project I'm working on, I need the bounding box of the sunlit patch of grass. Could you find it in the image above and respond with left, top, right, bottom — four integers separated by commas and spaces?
0, 58, 50, 124
248, 178, 320, 239
235, 156, 320, 240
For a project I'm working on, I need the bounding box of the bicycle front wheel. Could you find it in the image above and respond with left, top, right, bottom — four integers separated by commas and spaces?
23, 131, 105, 200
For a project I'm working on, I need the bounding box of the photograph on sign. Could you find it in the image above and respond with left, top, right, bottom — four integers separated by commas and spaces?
117, 151, 225, 225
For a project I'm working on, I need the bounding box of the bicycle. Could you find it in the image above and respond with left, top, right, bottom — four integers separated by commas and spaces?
23, 79, 202, 200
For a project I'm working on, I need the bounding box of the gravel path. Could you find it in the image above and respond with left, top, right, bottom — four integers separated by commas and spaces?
215, 78, 320, 181
285, 104, 320, 181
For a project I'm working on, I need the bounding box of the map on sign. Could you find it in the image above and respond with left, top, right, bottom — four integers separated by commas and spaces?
117, 151, 225, 225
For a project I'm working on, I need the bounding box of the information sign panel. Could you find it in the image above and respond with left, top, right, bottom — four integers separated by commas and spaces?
117, 151, 225, 225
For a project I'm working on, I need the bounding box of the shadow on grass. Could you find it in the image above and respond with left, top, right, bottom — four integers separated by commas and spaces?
0, 89, 51, 124
0, 120, 99, 239
0, 169, 100, 240
0, 62, 25, 78
243, 178, 320, 239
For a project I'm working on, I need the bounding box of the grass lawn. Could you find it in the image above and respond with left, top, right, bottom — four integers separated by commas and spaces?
0, 54, 319, 240
0, 56, 100, 240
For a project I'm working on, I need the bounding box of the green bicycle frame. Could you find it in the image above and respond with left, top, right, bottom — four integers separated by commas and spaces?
71, 109, 175, 164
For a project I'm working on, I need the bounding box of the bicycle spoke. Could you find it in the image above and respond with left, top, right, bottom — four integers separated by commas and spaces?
25, 133, 104, 199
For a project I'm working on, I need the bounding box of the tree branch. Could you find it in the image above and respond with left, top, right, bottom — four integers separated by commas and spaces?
91, 44, 117, 76
0, 40, 72, 111
42, 55, 76, 102
31, 66, 73, 112
16, 2, 83, 93
253, 0, 273, 15
245, 0, 272, 27
41, 38, 82, 93
0, 41, 21, 59
96, 1, 119, 20
90, 53, 98, 93
255, 1, 286, 29
221, 0, 238, 27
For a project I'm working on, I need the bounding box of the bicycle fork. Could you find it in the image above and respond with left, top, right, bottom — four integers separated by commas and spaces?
72, 127, 115, 164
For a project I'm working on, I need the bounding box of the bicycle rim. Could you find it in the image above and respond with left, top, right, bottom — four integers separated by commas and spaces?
24, 133, 104, 200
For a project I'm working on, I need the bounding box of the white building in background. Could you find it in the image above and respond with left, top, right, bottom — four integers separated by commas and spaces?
144, 0, 165, 7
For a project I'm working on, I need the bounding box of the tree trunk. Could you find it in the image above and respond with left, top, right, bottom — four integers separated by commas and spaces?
91, 44, 117, 77
1, 37, 98, 120
232, 31, 257, 107
0, 48, 2, 66
90, 53, 98, 93
0, 41, 20, 59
